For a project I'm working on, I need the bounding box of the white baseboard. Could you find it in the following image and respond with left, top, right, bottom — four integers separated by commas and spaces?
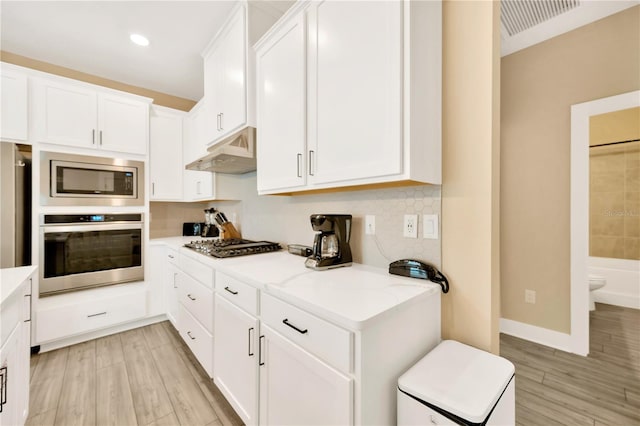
500, 318, 572, 353
37, 314, 168, 353
594, 291, 640, 310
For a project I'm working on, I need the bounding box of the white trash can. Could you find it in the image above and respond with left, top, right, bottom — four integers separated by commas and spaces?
398, 340, 515, 425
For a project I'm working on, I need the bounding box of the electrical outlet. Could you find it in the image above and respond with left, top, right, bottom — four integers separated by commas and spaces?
365, 215, 376, 235
403, 214, 418, 238
525, 289, 536, 304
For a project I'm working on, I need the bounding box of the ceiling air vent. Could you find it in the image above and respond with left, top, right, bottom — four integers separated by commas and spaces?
501, 0, 581, 36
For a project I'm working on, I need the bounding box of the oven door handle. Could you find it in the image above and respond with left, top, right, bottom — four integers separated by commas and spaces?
41, 223, 143, 233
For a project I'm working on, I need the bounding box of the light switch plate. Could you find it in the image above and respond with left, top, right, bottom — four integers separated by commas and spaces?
423, 214, 439, 239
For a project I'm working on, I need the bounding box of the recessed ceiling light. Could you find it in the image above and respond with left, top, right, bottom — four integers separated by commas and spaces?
130, 33, 149, 47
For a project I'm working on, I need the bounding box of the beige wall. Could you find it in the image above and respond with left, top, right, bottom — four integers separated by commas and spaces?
501, 6, 640, 333
0, 51, 196, 112
589, 107, 640, 260
441, 0, 501, 354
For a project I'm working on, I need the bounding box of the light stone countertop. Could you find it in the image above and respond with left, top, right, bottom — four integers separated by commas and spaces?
1, 265, 37, 305
151, 237, 440, 330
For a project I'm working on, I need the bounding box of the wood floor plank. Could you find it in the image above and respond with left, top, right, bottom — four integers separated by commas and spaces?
54, 340, 97, 426
28, 347, 68, 417
513, 361, 545, 383
96, 333, 124, 370
29, 352, 40, 381
515, 403, 567, 426
516, 387, 595, 426
150, 343, 218, 426
25, 408, 57, 426
142, 322, 172, 349
96, 363, 138, 426
626, 388, 640, 406
147, 411, 180, 426
120, 328, 174, 425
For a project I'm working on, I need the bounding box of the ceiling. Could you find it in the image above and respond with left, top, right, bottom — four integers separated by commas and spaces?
1, 1, 637, 102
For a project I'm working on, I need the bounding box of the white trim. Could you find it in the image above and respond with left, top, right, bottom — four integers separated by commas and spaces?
570, 90, 640, 357
500, 318, 572, 353
594, 291, 640, 310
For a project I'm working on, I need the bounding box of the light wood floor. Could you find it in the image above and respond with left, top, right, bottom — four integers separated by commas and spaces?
500, 303, 640, 426
26, 304, 639, 426
26, 321, 243, 426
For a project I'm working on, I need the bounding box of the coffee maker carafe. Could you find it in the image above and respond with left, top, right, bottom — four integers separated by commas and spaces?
305, 214, 353, 270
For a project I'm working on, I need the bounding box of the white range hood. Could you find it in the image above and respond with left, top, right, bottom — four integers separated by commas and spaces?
186, 126, 256, 174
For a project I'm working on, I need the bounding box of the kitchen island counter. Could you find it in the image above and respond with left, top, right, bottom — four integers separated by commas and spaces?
1, 265, 36, 305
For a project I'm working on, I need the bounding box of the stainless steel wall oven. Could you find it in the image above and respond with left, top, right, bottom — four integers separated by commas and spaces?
39, 213, 144, 296
40, 151, 144, 206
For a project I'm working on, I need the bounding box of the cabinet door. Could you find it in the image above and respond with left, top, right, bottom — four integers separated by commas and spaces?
259, 325, 352, 426
148, 245, 166, 317
34, 78, 97, 147
308, 1, 402, 184
256, 13, 307, 193
98, 94, 148, 154
0, 70, 28, 141
0, 324, 21, 426
203, 49, 224, 145
184, 101, 208, 165
166, 262, 180, 327
219, 7, 247, 137
214, 296, 259, 425
184, 170, 214, 201
150, 109, 184, 200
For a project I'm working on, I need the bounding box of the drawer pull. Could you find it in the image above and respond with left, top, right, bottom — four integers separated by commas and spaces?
224, 286, 238, 295
259, 335, 265, 366
87, 312, 107, 318
187, 331, 196, 340
168, 254, 175, 259
0, 366, 7, 412
248, 327, 254, 356
283, 318, 308, 334
187, 294, 196, 301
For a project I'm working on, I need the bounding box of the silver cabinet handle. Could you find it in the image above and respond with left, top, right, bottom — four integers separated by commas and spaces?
99, 130, 103, 145
173, 272, 178, 288
308, 150, 315, 176
88, 312, 107, 318
196, 181, 201, 195
152, 183, 155, 195
248, 327, 254, 356
187, 331, 196, 340
24, 294, 32, 322
220, 112, 224, 131
187, 294, 196, 301
297, 153, 302, 178
217, 113, 221, 131
92, 129, 96, 145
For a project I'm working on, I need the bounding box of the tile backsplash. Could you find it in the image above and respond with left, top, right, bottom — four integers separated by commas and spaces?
150, 178, 442, 269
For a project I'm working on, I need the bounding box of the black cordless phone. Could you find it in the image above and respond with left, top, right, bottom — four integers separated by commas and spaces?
388, 259, 449, 293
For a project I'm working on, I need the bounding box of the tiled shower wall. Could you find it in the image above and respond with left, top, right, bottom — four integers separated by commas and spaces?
150, 178, 442, 269
589, 142, 640, 260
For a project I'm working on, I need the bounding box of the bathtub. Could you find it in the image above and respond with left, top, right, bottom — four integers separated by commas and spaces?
589, 257, 640, 309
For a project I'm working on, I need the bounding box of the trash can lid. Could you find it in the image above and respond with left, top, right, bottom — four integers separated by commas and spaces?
398, 340, 515, 424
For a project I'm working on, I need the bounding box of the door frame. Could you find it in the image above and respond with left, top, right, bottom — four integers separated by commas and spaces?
570, 90, 639, 356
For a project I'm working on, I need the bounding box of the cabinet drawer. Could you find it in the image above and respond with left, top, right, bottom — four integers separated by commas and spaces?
181, 252, 214, 289
167, 247, 179, 265
179, 305, 213, 377
260, 293, 352, 373
216, 271, 258, 316
36, 286, 146, 343
178, 272, 214, 333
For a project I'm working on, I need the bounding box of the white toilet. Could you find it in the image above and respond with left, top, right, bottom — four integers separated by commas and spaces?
589, 274, 607, 311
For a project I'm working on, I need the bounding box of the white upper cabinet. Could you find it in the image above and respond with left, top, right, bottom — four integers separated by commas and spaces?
33, 77, 150, 155
203, 4, 250, 146
256, 13, 307, 193
255, 1, 442, 195
150, 106, 184, 201
0, 67, 28, 142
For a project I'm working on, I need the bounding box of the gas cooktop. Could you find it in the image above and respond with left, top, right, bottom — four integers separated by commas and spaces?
184, 239, 282, 258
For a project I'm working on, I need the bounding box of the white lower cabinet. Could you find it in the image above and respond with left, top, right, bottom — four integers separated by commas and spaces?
179, 305, 213, 376
214, 295, 259, 425
259, 324, 353, 426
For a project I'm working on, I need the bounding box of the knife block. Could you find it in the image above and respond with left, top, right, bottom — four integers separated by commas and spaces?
220, 222, 242, 239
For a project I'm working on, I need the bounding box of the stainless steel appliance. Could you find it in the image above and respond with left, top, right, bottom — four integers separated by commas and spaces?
39, 213, 144, 296
40, 151, 144, 206
185, 126, 256, 174
305, 214, 353, 270
184, 239, 281, 258
0, 142, 31, 268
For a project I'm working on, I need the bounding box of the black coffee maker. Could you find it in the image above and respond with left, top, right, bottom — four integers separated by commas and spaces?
305, 214, 353, 270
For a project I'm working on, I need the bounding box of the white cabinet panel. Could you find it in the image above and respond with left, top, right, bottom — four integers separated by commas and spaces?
150, 107, 184, 200
178, 272, 214, 332
98, 94, 148, 154
256, 13, 306, 192
0, 324, 21, 426
214, 295, 259, 425
35, 78, 97, 148
147, 245, 166, 317
259, 325, 352, 426
166, 262, 180, 328
184, 170, 214, 201
178, 305, 213, 377
309, 0, 402, 184
0, 69, 28, 141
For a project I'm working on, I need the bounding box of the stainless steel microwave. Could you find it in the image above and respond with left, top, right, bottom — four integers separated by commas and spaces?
40, 151, 144, 206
